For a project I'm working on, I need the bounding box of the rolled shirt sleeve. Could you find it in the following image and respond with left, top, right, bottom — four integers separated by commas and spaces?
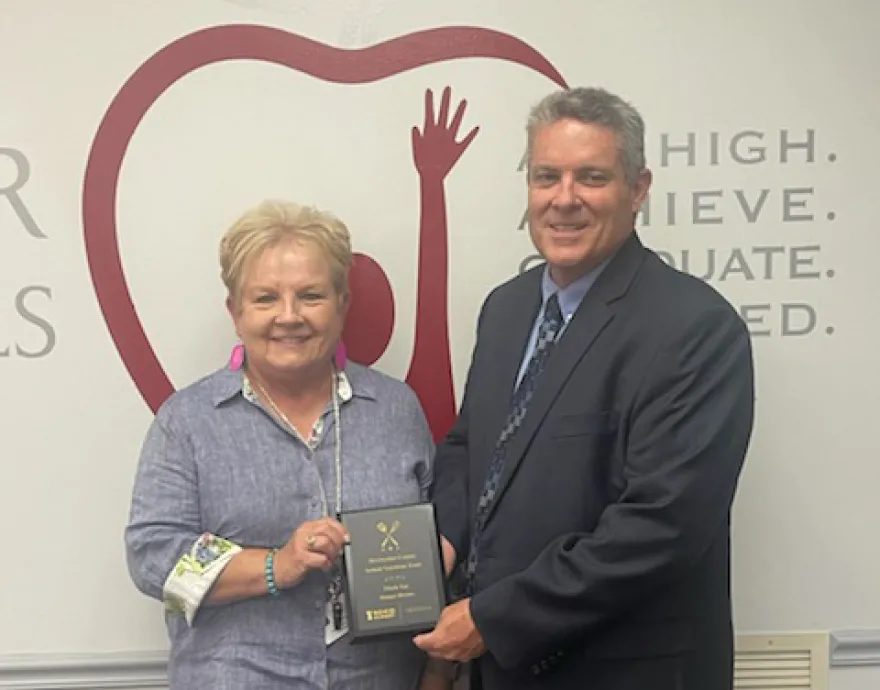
124, 406, 240, 625
163, 532, 241, 624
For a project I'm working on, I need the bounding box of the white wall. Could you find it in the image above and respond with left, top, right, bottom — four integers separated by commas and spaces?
834, 670, 878, 690
1, 0, 878, 685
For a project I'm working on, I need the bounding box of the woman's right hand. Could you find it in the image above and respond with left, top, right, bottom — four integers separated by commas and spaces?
273, 517, 350, 589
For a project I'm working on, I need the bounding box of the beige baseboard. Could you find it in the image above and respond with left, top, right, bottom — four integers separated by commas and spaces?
0, 651, 166, 689
0, 629, 877, 689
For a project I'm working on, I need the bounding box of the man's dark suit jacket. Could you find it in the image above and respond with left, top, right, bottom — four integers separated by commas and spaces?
431, 233, 755, 690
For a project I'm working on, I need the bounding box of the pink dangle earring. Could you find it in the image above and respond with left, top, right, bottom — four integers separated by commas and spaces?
334, 341, 347, 370
228, 342, 245, 371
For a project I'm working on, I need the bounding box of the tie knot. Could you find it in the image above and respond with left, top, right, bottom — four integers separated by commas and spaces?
544, 292, 562, 325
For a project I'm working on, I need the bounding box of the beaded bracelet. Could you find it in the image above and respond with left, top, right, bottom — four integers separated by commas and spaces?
265, 548, 281, 597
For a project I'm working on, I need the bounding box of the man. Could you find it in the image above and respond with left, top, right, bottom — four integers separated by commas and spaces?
413, 87, 755, 690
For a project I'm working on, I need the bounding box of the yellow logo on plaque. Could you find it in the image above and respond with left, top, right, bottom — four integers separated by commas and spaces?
376, 519, 401, 552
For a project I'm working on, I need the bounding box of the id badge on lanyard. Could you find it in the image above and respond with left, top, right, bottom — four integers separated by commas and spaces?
324, 590, 348, 645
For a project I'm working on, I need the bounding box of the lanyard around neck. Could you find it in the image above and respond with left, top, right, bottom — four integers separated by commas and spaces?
253, 369, 343, 518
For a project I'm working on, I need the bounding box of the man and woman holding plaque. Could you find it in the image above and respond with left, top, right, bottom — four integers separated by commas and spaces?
125, 85, 754, 690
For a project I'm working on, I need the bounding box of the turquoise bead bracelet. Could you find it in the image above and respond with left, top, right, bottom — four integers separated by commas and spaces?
265, 548, 280, 597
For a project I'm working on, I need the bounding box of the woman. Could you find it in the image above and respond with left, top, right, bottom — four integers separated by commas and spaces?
124, 200, 453, 689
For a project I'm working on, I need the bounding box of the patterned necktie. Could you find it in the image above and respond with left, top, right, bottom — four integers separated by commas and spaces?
466, 292, 564, 586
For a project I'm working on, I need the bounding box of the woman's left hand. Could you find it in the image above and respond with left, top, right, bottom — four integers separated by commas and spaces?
274, 516, 350, 588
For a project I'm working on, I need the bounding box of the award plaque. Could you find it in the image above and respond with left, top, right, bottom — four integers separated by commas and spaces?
340, 502, 447, 642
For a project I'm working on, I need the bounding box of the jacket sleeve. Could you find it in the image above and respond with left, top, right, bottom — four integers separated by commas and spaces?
430, 292, 494, 564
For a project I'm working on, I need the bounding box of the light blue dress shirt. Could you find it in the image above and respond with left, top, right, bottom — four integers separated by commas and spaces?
515, 262, 610, 388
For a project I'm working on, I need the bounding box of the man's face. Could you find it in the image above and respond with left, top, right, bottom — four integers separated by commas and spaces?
527, 118, 651, 286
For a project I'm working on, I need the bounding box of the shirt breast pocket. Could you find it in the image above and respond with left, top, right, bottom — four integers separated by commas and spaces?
547, 410, 619, 438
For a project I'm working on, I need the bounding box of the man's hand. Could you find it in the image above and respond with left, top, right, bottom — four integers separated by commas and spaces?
440, 535, 456, 577
413, 598, 486, 662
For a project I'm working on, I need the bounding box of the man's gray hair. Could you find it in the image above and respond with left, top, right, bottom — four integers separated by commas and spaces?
526, 87, 646, 184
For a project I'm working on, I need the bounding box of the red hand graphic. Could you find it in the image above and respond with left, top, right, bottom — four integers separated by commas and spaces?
411, 87, 480, 181
406, 87, 479, 442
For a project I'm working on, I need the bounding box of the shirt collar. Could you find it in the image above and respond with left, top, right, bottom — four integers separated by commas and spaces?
540, 258, 610, 323
209, 364, 374, 407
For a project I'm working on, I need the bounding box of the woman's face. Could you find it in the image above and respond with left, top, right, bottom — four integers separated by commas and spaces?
229, 239, 347, 386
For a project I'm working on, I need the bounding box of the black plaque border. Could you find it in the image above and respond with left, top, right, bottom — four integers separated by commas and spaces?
340, 502, 448, 643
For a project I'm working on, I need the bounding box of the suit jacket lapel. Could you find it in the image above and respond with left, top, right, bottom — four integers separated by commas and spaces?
480, 267, 543, 474
485, 234, 648, 521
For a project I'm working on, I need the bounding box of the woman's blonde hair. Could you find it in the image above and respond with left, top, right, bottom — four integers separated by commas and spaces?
220, 200, 352, 302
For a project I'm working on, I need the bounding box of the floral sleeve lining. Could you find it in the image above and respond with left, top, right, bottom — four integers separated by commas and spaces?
163, 533, 242, 625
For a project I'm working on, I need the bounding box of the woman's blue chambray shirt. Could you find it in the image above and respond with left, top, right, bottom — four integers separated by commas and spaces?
124, 362, 435, 689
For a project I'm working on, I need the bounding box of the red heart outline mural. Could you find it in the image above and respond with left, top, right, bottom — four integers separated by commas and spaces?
82, 24, 567, 439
